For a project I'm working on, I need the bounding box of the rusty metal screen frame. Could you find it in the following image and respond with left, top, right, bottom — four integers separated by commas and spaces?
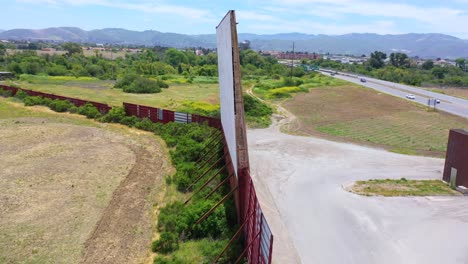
216, 10, 274, 264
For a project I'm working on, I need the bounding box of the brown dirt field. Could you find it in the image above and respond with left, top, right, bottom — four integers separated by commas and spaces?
0, 114, 169, 264
284, 85, 415, 127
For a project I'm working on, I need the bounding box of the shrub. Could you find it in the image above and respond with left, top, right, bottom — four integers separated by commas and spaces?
48, 99, 74, 112
123, 77, 161, 94
157, 78, 169, 88
23, 96, 46, 106
14, 90, 29, 100
47, 65, 68, 76
0, 89, 12, 97
77, 103, 101, 119
152, 232, 179, 254
100, 106, 126, 123
119, 115, 140, 127
114, 73, 139, 89
134, 118, 157, 131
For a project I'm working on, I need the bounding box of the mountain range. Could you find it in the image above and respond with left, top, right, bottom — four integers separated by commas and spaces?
1, 27, 467, 58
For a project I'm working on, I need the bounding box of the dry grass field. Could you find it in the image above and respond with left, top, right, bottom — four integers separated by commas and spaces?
423, 87, 468, 100
0, 98, 170, 264
282, 84, 468, 157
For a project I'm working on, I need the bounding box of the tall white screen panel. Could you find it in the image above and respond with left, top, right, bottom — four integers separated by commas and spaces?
217, 14, 238, 175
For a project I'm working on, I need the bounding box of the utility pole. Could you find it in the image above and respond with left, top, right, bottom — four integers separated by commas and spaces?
290, 42, 295, 80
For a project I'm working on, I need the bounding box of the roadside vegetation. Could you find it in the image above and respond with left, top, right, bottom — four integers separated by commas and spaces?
349, 178, 460, 196
308, 51, 468, 87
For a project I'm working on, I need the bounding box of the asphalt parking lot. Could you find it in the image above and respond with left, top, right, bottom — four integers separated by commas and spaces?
248, 125, 468, 264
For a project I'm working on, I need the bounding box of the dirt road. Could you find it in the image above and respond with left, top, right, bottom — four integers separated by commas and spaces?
80, 136, 168, 264
248, 107, 468, 264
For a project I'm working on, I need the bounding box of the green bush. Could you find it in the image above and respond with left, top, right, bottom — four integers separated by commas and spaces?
0, 89, 12, 97
243, 94, 272, 128
14, 90, 29, 100
123, 77, 161, 94
119, 115, 140, 127
100, 106, 127, 123
77, 103, 101, 119
157, 78, 170, 88
48, 99, 74, 112
114, 73, 139, 88
23, 96, 47, 106
152, 232, 179, 254
115, 74, 167, 94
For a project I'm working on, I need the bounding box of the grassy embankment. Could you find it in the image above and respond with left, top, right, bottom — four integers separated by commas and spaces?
424, 87, 468, 100
349, 178, 460, 196
251, 73, 468, 157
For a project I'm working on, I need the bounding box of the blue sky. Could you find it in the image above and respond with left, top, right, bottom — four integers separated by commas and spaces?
3, 0, 468, 39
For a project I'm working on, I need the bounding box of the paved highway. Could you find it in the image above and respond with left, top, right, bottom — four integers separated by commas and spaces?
320, 70, 468, 119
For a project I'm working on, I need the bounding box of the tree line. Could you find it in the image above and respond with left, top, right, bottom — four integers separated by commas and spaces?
0, 42, 289, 80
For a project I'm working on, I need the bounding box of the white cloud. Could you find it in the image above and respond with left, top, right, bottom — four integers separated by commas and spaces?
246, 18, 399, 35
16, 0, 212, 19
253, 0, 468, 36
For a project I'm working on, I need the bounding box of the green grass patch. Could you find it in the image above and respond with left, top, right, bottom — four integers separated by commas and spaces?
265, 86, 306, 99
178, 101, 220, 117
316, 110, 463, 153
350, 178, 460, 196
244, 94, 273, 128
19, 74, 98, 84
13, 76, 219, 109
153, 238, 241, 264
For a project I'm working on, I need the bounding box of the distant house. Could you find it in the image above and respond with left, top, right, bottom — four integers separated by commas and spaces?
261, 50, 321, 60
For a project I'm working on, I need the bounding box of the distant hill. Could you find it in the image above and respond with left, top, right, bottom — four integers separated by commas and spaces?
1, 27, 467, 58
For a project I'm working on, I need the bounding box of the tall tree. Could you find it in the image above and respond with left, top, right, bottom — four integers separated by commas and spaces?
432, 66, 447, 79
389, 52, 410, 68
421, 60, 434, 70
62, 42, 83, 56
455, 58, 466, 71
368, 51, 387, 68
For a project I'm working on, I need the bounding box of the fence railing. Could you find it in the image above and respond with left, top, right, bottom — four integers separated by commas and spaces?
123, 102, 222, 129
0, 85, 111, 114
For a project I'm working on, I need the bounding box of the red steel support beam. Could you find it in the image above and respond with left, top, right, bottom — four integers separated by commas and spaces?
186, 154, 226, 192
184, 163, 229, 205
204, 173, 234, 201
195, 185, 238, 225
234, 230, 262, 264
213, 209, 256, 263
195, 132, 224, 165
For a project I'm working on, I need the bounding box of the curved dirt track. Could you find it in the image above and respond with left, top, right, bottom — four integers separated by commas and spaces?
247, 96, 468, 264
80, 138, 167, 264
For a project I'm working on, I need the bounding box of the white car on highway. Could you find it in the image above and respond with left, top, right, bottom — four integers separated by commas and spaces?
406, 94, 415, 99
